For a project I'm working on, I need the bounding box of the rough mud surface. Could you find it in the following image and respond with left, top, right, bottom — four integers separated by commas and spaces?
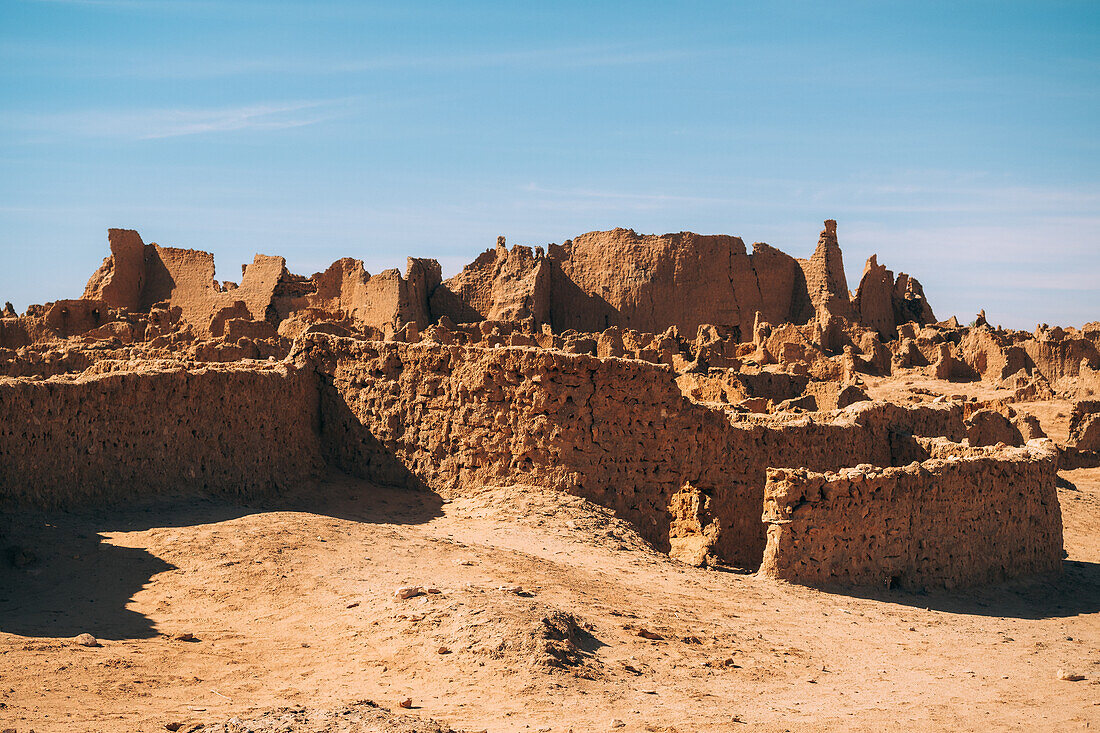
1, 469, 1097, 733
2, 221, 1098, 731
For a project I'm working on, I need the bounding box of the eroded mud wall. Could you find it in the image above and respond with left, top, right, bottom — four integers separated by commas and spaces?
0, 334, 1053, 583
0, 364, 323, 507
759, 445, 1063, 588
298, 335, 971, 567
300, 334, 762, 560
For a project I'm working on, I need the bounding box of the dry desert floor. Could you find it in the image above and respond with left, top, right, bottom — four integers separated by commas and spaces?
2, 452, 1098, 732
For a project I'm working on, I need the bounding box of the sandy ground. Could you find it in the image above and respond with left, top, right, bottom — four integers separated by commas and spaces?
1, 457, 1098, 733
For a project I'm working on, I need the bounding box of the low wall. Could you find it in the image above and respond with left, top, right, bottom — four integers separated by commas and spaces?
300, 334, 760, 560
297, 335, 972, 568
0, 333, 1060, 585
759, 442, 1063, 588
0, 363, 323, 507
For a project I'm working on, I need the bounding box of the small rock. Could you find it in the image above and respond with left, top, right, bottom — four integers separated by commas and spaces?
74, 633, 99, 647
346, 601, 360, 609
165, 724, 184, 732
437, 646, 451, 654
1057, 669, 1085, 681
611, 720, 625, 728
399, 698, 413, 708
637, 628, 664, 641
395, 586, 425, 600
172, 632, 199, 642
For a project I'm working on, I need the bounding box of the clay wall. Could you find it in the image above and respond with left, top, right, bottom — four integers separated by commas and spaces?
0, 333, 1054, 584
299, 334, 762, 560
544, 230, 816, 337
297, 335, 970, 567
760, 442, 1062, 588
0, 363, 323, 507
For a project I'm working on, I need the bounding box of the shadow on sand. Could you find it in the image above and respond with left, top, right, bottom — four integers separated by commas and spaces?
812, 558, 1100, 620
0, 470, 444, 641
0, 378, 446, 642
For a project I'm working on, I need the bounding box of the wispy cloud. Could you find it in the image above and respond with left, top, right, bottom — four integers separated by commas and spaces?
22, 0, 212, 8
4, 100, 342, 140
514, 178, 1100, 220
1, 42, 714, 80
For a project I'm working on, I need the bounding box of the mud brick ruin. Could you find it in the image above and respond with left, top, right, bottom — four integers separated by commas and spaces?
2, 220, 1097, 589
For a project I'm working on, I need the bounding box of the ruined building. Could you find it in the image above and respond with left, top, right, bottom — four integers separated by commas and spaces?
2, 220, 1095, 589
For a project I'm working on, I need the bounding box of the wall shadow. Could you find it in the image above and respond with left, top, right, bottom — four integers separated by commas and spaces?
0, 474, 444, 642
0, 369, 446, 643
811, 559, 1100, 620
547, 264, 620, 333
0, 513, 176, 640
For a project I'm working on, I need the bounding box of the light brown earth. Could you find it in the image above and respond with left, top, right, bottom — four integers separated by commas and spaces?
1, 222, 1097, 732
2, 463, 1097, 733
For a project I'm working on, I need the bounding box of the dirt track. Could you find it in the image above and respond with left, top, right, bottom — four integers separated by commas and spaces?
2, 466, 1098, 733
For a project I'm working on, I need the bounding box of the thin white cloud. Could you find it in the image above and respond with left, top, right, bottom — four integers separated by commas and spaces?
1, 42, 713, 80
23, 0, 211, 7
515, 178, 1100, 219
5, 100, 340, 140
843, 221, 1099, 263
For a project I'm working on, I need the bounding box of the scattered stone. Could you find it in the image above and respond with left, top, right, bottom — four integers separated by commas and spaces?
497, 584, 533, 596
395, 586, 426, 600
74, 633, 99, 647
1057, 669, 1085, 682
398, 697, 413, 708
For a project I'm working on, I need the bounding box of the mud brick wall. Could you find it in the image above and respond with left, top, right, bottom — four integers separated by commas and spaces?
759, 443, 1063, 589
0, 330, 1035, 582
300, 334, 761, 560
298, 335, 971, 568
0, 363, 323, 507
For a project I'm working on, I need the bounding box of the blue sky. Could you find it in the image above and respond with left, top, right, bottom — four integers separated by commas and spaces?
1, 1, 1097, 328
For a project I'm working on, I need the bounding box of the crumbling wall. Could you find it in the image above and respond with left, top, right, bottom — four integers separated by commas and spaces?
0, 363, 323, 507
70, 221, 933, 345
760, 442, 1062, 589
0, 329, 1061, 586
545, 229, 816, 337
84, 229, 439, 338
299, 334, 764, 561
297, 335, 974, 568
853, 255, 937, 340
431, 238, 550, 324
797, 219, 851, 318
